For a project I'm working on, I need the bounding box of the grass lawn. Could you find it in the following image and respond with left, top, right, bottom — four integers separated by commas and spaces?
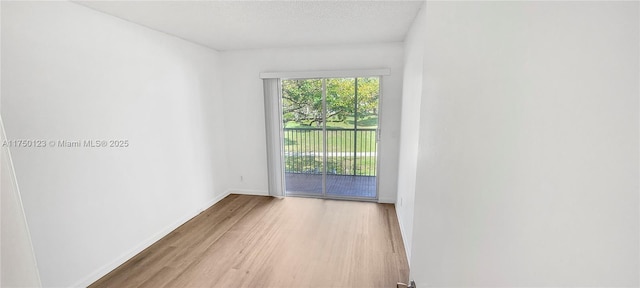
283, 116, 378, 176
283, 116, 378, 153
283, 129, 377, 153
285, 156, 377, 176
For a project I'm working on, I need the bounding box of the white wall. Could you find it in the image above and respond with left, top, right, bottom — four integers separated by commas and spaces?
221, 44, 404, 203
1, 117, 42, 287
1, 2, 229, 286
410, 1, 639, 286
396, 4, 425, 265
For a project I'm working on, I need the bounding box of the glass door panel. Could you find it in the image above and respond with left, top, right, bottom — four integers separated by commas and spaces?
325, 78, 378, 198
282, 79, 324, 196
325, 78, 356, 197
355, 77, 379, 197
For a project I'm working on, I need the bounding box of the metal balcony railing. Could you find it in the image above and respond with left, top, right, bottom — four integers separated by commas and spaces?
283, 128, 377, 176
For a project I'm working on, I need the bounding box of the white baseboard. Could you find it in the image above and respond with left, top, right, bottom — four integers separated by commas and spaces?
378, 197, 396, 204
228, 189, 269, 196
395, 204, 412, 266
73, 190, 231, 287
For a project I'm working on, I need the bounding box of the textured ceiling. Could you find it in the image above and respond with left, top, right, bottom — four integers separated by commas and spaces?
76, 1, 424, 51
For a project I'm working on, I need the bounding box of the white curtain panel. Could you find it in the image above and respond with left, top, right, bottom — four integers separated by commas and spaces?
262, 79, 285, 197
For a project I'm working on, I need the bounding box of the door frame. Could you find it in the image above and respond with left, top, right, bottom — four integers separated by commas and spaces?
279, 76, 383, 202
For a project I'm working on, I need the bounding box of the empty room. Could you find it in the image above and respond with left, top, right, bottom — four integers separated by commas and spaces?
1, 1, 638, 287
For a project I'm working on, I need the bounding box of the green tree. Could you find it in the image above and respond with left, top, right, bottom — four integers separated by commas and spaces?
282, 79, 323, 125
282, 77, 379, 127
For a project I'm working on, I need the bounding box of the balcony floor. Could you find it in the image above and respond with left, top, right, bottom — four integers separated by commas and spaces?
285, 173, 376, 199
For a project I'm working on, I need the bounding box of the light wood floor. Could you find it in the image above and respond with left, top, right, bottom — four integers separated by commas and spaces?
90, 194, 409, 288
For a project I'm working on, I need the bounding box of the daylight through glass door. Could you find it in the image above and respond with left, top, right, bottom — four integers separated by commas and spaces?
281, 77, 379, 200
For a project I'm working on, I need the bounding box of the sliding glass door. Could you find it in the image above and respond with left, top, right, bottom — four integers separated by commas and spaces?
281, 77, 379, 200
281, 79, 324, 196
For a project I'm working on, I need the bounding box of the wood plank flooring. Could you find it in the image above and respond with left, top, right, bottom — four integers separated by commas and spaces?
90, 194, 409, 288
